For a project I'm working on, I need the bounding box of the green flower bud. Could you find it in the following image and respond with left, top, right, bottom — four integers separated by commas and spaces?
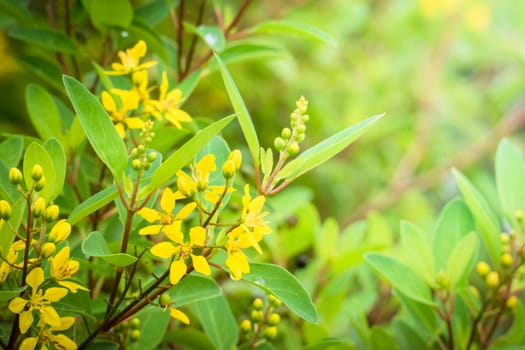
32, 197, 46, 217
302, 114, 310, 122
240, 319, 252, 333
500, 233, 510, 244
31, 164, 44, 181
9, 167, 23, 185
294, 133, 305, 143
132, 159, 143, 171
267, 313, 280, 326
137, 145, 146, 155
34, 176, 46, 192
147, 152, 157, 163
476, 261, 490, 277
287, 142, 300, 156
251, 310, 263, 323
268, 294, 281, 308
281, 128, 292, 140
222, 160, 236, 179
41, 242, 56, 258
129, 329, 141, 342
159, 293, 171, 307
296, 96, 308, 113
264, 326, 278, 340
501, 253, 513, 267
296, 124, 306, 134
45, 204, 60, 222
143, 162, 151, 171
131, 148, 139, 158
252, 298, 264, 310
144, 137, 152, 144
0, 200, 11, 220
274, 137, 286, 152
130, 318, 140, 329
486, 271, 500, 289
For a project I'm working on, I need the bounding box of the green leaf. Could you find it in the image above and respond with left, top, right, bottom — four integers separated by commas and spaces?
44, 138, 66, 200
129, 19, 170, 64
432, 198, 475, 273
0, 136, 23, 168
214, 42, 285, 67
149, 114, 235, 190
393, 320, 428, 350
9, 28, 77, 54
445, 232, 479, 288
26, 84, 64, 143
297, 339, 348, 350
279, 114, 383, 181
134, 0, 171, 26
19, 56, 64, 92
184, 24, 226, 52
63, 75, 128, 181
130, 307, 170, 350
92, 61, 115, 92
315, 217, 339, 265
453, 169, 501, 266
214, 53, 260, 166
400, 221, 434, 285
177, 69, 202, 103
68, 185, 118, 225
191, 294, 238, 350
0, 287, 27, 302
365, 253, 434, 306
243, 262, 319, 323
0, 198, 24, 256
23, 142, 58, 202
0, 161, 18, 203
86, 0, 133, 30
250, 20, 337, 47
162, 329, 215, 350
495, 139, 525, 227
81, 231, 137, 266
170, 275, 222, 306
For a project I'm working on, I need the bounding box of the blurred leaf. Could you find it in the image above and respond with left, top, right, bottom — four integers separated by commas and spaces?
92, 61, 115, 92
0, 0, 32, 24
495, 139, 525, 227
365, 253, 434, 306
191, 294, 238, 350
432, 198, 475, 273
0, 287, 27, 302
0, 136, 23, 168
85, 341, 119, 350
134, 0, 171, 25
9, 28, 77, 54
275, 202, 318, 261
170, 275, 222, 306
129, 19, 170, 64
279, 114, 383, 181
250, 20, 337, 47
162, 328, 215, 349
68, 185, 118, 225
445, 232, 478, 288
178, 69, 203, 104
298, 338, 349, 350
149, 114, 235, 191
130, 307, 170, 350
393, 320, 427, 350
23, 142, 57, 202
244, 262, 319, 323
85, 0, 133, 30
315, 217, 339, 265
19, 56, 63, 92
43, 138, 66, 200
370, 326, 398, 350
214, 53, 260, 166
213, 41, 285, 67
0, 198, 24, 256
63, 75, 128, 181
26, 84, 64, 143
81, 231, 137, 266
185, 23, 226, 52
491, 299, 525, 347
400, 221, 434, 285
453, 169, 501, 266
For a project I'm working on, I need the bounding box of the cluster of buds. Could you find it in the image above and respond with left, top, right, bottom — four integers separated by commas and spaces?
131, 120, 157, 172
240, 295, 282, 344
274, 96, 309, 158
116, 317, 141, 343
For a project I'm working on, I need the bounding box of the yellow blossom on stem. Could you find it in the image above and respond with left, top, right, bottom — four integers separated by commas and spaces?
137, 187, 197, 235
0, 240, 25, 282
101, 89, 144, 139
8, 267, 68, 333
48, 219, 72, 244
49, 246, 89, 293
105, 40, 157, 76
20, 316, 77, 350
145, 71, 192, 129
150, 226, 211, 285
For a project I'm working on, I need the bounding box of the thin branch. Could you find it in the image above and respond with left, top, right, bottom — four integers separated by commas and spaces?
183, 0, 207, 77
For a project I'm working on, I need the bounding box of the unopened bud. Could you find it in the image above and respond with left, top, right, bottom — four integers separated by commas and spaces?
41, 242, 56, 258
252, 298, 264, 310
176, 172, 196, 198
131, 159, 143, 171
476, 261, 490, 277
159, 293, 171, 307
264, 326, 278, 340
49, 219, 71, 243
32, 197, 46, 217
287, 142, 300, 156
251, 310, 263, 323
294, 133, 305, 143
34, 176, 46, 192
515, 210, 524, 221
147, 152, 157, 163
222, 160, 236, 179
296, 124, 306, 134
267, 313, 280, 326
131, 148, 139, 158
501, 253, 513, 267
228, 150, 242, 170
268, 294, 281, 308
507, 295, 518, 309
137, 145, 146, 154
240, 319, 252, 333
130, 318, 140, 329
500, 233, 510, 244
486, 271, 500, 288
31, 164, 44, 181
274, 137, 286, 152
45, 204, 60, 221
129, 329, 140, 342
0, 200, 11, 220
9, 168, 23, 185
281, 128, 292, 140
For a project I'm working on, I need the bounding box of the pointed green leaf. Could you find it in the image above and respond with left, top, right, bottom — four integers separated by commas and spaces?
279, 114, 383, 181
149, 114, 235, 190
365, 253, 434, 306
44, 138, 66, 201
453, 169, 501, 266
185, 24, 226, 52
445, 232, 479, 288
0, 198, 24, 256
63, 75, 128, 181
19, 56, 63, 92
495, 139, 525, 227
0, 136, 23, 168
9, 28, 77, 54
81, 231, 137, 266
131, 307, 170, 350
170, 275, 221, 306
23, 142, 57, 202
68, 185, 118, 225
250, 20, 337, 47
400, 221, 434, 285
243, 262, 319, 323
432, 198, 475, 273
215, 54, 260, 166
86, 0, 133, 30
26, 84, 64, 143
0, 287, 27, 302
191, 294, 238, 350
210, 42, 285, 68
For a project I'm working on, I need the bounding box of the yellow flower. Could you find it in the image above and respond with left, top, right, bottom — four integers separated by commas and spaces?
145, 72, 192, 129
8, 267, 68, 333
132, 69, 151, 103
48, 219, 71, 244
169, 306, 190, 325
101, 89, 144, 139
225, 249, 250, 281
0, 240, 25, 282
49, 246, 89, 293
20, 316, 77, 350
150, 226, 211, 285
137, 188, 197, 236
106, 40, 157, 76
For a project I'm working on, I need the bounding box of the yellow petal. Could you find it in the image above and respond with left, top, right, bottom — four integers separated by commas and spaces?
191, 254, 211, 275
189, 226, 206, 246
175, 202, 197, 220
170, 259, 187, 285
115, 123, 126, 139
51, 316, 76, 331
53, 246, 70, 268
164, 222, 183, 244
169, 307, 190, 324
58, 280, 90, 293
131, 40, 147, 60
139, 224, 163, 235
125, 117, 145, 129
101, 91, 116, 113
166, 88, 182, 104
169, 108, 192, 122
19, 310, 34, 334
53, 334, 78, 350
159, 71, 168, 101
226, 251, 250, 281
43, 287, 68, 302
165, 114, 182, 129
8, 297, 27, 313
137, 208, 161, 223
19, 337, 38, 350
161, 188, 176, 214
151, 242, 178, 259
40, 306, 61, 327
26, 267, 44, 291
196, 155, 216, 174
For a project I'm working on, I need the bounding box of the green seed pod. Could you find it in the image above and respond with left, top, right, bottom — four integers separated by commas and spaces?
32, 197, 46, 217
267, 313, 280, 326
45, 204, 60, 222
31, 164, 44, 181
281, 128, 292, 140
274, 137, 286, 152
252, 298, 264, 310
9, 167, 23, 185
0, 200, 12, 220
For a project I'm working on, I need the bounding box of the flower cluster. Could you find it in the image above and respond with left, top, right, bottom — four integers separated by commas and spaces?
102, 40, 192, 139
